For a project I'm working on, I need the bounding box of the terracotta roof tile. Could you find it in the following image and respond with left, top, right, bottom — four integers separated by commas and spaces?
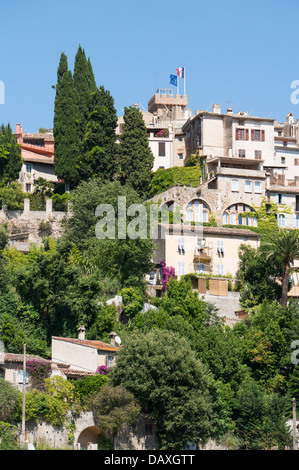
52, 337, 118, 352
3, 353, 50, 363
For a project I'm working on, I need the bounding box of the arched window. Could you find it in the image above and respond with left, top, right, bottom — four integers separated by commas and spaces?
186, 200, 210, 223
222, 203, 255, 227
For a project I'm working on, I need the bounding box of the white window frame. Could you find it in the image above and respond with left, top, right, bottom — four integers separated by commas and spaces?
231, 180, 239, 192
245, 180, 252, 193
178, 262, 185, 276
278, 214, 285, 227
217, 264, 224, 275
197, 263, 205, 274
254, 181, 262, 193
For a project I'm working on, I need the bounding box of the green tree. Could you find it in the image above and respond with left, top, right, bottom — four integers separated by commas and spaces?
32, 177, 53, 211
237, 244, 282, 308
118, 106, 154, 199
80, 86, 118, 181
235, 378, 290, 449
261, 229, 299, 307
53, 58, 80, 190
73, 45, 97, 141
0, 181, 26, 210
0, 123, 22, 184
0, 379, 20, 422
111, 329, 216, 449
90, 385, 140, 448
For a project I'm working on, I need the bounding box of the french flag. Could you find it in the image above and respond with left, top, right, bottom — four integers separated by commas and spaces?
176, 67, 184, 78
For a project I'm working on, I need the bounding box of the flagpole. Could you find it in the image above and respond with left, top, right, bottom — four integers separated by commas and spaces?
184, 67, 186, 96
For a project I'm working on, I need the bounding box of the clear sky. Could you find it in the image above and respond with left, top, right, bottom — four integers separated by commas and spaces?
0, 0, 298, 132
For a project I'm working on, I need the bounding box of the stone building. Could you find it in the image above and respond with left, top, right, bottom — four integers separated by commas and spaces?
116, 89, 192, 171
51, 328, 119, 375
15, 123, 58, 193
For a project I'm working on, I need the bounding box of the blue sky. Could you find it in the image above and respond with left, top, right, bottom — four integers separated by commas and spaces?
0, 0, 298, 132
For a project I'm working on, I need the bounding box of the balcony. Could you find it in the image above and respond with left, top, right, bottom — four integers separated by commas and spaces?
193, 246, 211, 262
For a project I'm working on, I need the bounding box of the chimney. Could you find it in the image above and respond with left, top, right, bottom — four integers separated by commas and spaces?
110, 331, 117, 347
78, 325, 85, 341
212, 104, 221, 114
16, 124, 23, 144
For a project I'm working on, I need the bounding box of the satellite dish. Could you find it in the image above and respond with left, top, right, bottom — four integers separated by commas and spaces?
115, 336, 121, 345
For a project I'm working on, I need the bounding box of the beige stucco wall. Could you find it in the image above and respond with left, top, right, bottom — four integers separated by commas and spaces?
51, 338, 115, 373
161, 228, 259, 278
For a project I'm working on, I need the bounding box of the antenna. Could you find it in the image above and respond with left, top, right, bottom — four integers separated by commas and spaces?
115, 336, 121, 345
206, 99, 214, 112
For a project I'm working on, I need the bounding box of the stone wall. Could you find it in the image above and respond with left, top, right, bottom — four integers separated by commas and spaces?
0, 198, 69, 251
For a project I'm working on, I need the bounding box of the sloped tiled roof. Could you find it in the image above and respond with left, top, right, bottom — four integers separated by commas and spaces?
52, 337, 118, 352
3, 353, 50, 363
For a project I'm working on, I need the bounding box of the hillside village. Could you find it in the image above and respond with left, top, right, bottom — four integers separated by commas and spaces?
0, 47, 299, 451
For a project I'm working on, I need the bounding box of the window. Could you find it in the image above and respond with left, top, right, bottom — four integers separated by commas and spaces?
294, 215, 299, 228
255, 150, 262, 160
177, 136, 183, 142
202, 210, 209, 222
236, 128, 248, 140
145, 423, 153, 435
178, 238, 185, 253
222, 212, 229, 224
18, 369, 29, 384
26, 163, 32, 173
217, 240, 224, 256
106, 356, 114, 367
275, 193, 285, 204
281, 157, 286, 164
278, 214, 285, 227
197, 263, 205, 274
129, 423, 137, 434
239, 149, 246, 158
245, 180, 252, 192
254, 181, 262, 193
158, 142, 165, 156
178, 262, 185, 276
295, 158, 299, 166
254, 130, 261, 141
186, 200, 209, 222
231, 180, 239, 192
177, 153, 183, 160
217, 264, 224, 275
296, 196, 299, 212
25, 184, 31, 192
251, 129, 265, 141
230, 212, 237, 225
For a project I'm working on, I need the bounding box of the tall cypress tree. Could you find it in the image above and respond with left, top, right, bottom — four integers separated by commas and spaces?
80, 86, 118, 181
118, 106, 154, 199
53, 55, 80, 190
73, 45, 97, 141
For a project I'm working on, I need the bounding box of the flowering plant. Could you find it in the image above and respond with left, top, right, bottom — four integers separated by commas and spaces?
96, 365, 110, 375
161, 259, 176, 291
